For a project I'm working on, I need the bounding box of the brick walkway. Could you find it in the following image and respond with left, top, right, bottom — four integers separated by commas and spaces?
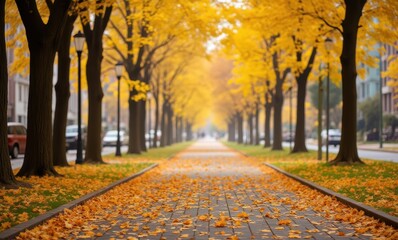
18, 139, 391, 239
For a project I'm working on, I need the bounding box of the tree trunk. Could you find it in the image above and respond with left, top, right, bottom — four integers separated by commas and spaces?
53, 15, 76, 166
15, 0, 71, 177
128, 97, 141, 153
272, 86, 283, 150
17, 44, 59, 176
81, 5, 112, 163
264, 97, 272, 148
153, 96, 159, 148
271, 50, 288, 151
187, 121, 193, 141
292, 47, 316, 153
237, 113, 243, 144
0, 0, 18, 187
331, 0, 366, 165
84, 49, 104, 163
175, 116, 179, 143
248, 113, 254, 145
160, 101, 167, 147
167, 105, 174, 145
231, 117, 236, 141
140, 100, 147, 152
255, 104, 260, 145
292, 74, 308, 153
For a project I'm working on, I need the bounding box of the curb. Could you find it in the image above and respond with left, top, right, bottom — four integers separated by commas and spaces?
0, 163, 159, 240
264, 163, 398, 229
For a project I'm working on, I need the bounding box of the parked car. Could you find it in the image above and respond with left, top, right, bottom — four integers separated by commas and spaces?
102, 130, 128, 147
7, 122, 27, 159
65, 125, 86, 151
321, 129, 341, 147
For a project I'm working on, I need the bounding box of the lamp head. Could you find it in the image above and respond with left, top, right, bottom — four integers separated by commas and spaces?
73, 31, 85, 53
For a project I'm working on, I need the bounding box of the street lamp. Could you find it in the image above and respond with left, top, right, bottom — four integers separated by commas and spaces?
73, 30, 85, 164
379, 44, 383, 149
115, 61, 123, 157
147, 92, 152, 148
325, 37, 333, 162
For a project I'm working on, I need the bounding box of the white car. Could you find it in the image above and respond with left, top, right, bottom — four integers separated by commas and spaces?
102, 130, 128, 147
321, 129, 341, 147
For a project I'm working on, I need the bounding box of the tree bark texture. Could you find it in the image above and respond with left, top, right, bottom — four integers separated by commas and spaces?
331, 0, 366, 164
166, 105, 174, 145
0, 0, 18, 187
160, 101, 167, 147
186, 121, 193, 141
264, 99, 272, 148
16, 0, 71, 177
81, 4, 112, 163
153, 95, 159, 147
139, 100, 147, 152
271, 52, 287, 151
53, 15, 76, 166
248, 113, 254, 145
292, 47, 317, 153
128, 97, 142, 153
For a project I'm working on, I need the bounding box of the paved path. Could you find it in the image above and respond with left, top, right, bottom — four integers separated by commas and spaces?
17, 139, 395, 239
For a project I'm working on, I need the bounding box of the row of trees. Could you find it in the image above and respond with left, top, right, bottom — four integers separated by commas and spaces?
0, 0, 216, 188
214, 0, 398, 164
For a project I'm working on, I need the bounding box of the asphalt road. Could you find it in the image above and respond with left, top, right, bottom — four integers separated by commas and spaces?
284, 142, 398, 163
10, 146, 129, 170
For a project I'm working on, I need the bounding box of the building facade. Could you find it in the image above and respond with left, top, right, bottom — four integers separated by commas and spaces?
381, 43, 398, 116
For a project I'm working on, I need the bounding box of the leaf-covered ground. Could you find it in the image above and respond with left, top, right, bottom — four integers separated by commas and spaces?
14, 140, 398, 239
0, 160, 152, 232
224, 141, 398, 217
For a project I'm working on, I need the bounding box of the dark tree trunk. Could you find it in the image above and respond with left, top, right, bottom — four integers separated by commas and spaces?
231, 117, 236, 142
248, 113, 254, 145
292, 47, 317, 153
264, 98, 272, 148
264, 91, 272, 148
331, 0, 366, 165
255, 104, 260, 145
186, 121, 193, 141
128, 97, 141, 153
82, 4, 112, 164
53, 15, 76, 166
166, 105, 174, 145
160, 101, 167, 147
271, 51, 289, 151
153, 95, 159, 147
140, 100, 147, 152
175, 116, 179, 143
272, 89, 283, 150
0, 0, 18, 187
237, 113, 243, 144
16, 0, 71, 177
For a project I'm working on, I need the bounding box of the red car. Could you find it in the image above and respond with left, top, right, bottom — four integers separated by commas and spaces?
7, 122, 27, 159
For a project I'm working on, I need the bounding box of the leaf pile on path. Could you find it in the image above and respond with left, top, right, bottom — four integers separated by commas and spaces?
15, 157, 397, 239
0, 159, 152, 232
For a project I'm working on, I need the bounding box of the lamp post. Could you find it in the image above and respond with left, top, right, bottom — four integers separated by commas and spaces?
325, 37, 333, 162
147, 92, 152, 148
379, 43, 383, 149
317, 65, 323, 161
73, 31, 85, 164
115, 61, 123, 157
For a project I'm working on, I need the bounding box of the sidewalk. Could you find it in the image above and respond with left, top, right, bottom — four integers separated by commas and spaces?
357, 142, 398, 153
15, 139, 396, 239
